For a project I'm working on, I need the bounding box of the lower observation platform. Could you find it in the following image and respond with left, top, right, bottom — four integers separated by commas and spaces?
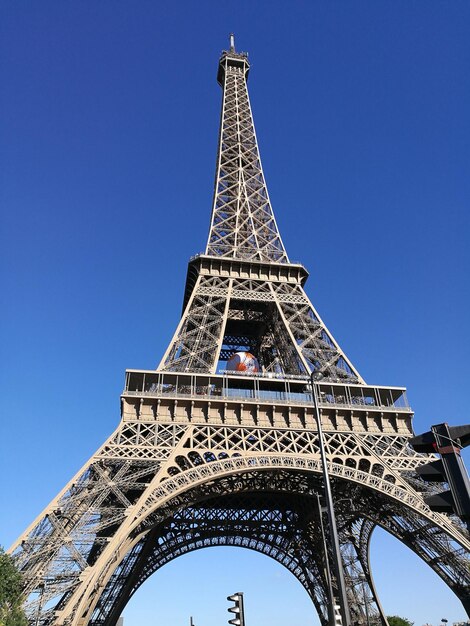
122, 370, 413, 435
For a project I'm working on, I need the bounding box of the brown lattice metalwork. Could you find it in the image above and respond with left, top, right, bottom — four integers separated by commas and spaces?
9, 38, 470, 626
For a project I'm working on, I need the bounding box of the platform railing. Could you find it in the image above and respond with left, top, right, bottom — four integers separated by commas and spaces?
123, 370, 410, 412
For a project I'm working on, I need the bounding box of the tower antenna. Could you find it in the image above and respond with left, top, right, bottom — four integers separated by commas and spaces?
229, 33, 235, 52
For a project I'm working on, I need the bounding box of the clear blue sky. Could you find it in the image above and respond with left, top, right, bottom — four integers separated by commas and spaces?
1, 2, 469, 625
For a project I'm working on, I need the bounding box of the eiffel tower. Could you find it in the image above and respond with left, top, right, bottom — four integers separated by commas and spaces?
10, 36, 470, 626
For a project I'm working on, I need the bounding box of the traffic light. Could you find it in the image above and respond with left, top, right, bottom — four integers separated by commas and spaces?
410, 423, 470, 526
333, 604, 342, 626
227, 592, 245, 626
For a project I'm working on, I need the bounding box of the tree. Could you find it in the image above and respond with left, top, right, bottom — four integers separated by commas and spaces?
387, 616, 414, 626
0, 548, 28, 626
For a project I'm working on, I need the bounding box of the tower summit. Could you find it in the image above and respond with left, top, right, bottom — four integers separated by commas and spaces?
212, 35, 285, 263
9, 40, 470, 626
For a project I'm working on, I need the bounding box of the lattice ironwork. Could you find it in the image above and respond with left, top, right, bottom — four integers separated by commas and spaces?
206, 48, 288, 262
161, 273, 362, 380
9, 37, 470, 626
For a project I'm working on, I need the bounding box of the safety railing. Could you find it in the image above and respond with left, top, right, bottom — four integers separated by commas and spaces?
123, 370, 410, 412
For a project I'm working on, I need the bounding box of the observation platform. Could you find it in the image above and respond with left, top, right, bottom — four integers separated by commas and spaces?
121, 370, 413, 435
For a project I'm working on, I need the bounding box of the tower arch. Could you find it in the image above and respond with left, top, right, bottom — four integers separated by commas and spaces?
21, 457, 468, 626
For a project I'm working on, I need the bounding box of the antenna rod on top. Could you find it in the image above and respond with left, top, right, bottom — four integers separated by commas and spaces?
229, 33, 235, 52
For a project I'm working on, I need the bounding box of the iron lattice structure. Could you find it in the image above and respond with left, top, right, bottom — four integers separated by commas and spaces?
10, 39, 470, 626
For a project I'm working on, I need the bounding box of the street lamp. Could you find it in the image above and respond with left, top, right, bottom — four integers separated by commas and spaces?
316, 493, 336, 624
310, 373, 351, 626
358, 574, 370, 626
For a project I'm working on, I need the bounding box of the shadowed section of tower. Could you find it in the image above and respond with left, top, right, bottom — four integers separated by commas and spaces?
206, 37, 288, 263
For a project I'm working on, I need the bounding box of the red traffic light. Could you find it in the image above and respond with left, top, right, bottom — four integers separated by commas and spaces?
409, 430, 438, 453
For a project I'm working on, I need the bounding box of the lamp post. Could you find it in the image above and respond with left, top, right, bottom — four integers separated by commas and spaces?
310, 373, 351, 626
358, 574, 370, 626
317, 493, 336, 625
